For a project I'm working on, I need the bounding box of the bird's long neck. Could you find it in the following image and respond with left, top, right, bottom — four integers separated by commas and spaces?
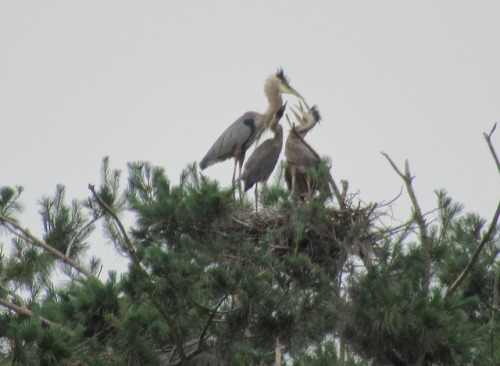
262, 76, 284, 125
273, 124, 283, 144
295, 118, 317, 136
263, 93, 283, 124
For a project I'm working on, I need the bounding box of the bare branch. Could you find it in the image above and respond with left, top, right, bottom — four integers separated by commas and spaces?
0, 215, 92, 278
381, 152, 431, 289
0, 297, 54, 327
483, 122, 500, 175
380, 152, 405, 180
446, 200, 500, 298
275, 337, 282, 366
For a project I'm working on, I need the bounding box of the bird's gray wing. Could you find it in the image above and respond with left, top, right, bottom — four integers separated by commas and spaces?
285, 140, 319, 170
199, 112, 261, 169
241, 139, 282, 191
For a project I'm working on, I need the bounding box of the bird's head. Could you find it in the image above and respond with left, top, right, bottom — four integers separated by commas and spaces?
292, 102, 321, 126
309, 105, 321, 124
267, 68, 304, 101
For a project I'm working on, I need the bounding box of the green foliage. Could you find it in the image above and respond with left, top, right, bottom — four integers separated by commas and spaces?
0, 186, 23, 218
39, 185, 92, 259
0, 315, 82, 366
0, 160, 498, 365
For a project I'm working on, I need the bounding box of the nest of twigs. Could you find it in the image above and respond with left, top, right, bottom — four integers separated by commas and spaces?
214, 200, 379, 272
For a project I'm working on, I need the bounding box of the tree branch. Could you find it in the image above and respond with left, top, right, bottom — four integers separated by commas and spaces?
446, 126, 500, 297
88, 184, 140, 266
0, 215, 92, 278
66, 215, 102, 257
88, 184, 187, 363
381, 152, 431, 290
0, 297, 54, 327
446, 200, 500, 298
484, 122, 500, 174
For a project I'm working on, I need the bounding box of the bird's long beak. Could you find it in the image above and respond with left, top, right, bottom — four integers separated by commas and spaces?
276, 101, 288, 119
282, 84, 305, 102
291, 108, 304, 126
291, 101, 309, 125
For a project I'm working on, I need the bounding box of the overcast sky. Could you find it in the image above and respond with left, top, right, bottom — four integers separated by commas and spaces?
1, 2, 499, 275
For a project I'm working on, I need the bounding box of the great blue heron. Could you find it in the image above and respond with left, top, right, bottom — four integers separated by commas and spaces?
285, 105, 327, 199
239, 102, 286, 211
199, 69, 303, 197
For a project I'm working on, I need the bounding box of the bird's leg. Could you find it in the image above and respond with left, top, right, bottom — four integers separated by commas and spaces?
254, 184, 259, 212
306, 175, 313, 202
231, 158, 238, 200
262, 181, 268, 206
290, 166, 297, 196
237, 154, 245, 204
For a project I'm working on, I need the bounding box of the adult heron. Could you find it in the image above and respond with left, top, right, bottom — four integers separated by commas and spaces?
199, 69, 303, 196
285, 105, 326, 198
239, 102, 286, 211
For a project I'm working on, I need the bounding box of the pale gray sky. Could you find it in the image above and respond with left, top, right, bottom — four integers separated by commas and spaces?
1, 2, 499, 274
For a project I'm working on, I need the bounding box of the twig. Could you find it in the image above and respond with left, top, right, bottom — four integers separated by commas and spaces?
88, 184, 140, 266
381, 152, 431, 290
0, 297, 54, 327
483, 123, 500, 174
198, 296, 227, 350
0, 215, 92, 277
275, 337, 282, 366
66, 215, 102, 257
231, 216, 252, 228
446, 200, 500, 297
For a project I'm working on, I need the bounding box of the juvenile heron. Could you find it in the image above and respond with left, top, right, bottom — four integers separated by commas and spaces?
239, 102, 286, 211
285, 105, 326, 198
199, 69, 303, 196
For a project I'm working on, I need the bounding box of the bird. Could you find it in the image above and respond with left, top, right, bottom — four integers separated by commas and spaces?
199, 69, 303, 198
239, 102, 287, 211
284, 104, 328, 199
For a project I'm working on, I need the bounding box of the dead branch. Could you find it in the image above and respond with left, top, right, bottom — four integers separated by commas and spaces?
381, 152, 431, 290
483, 122, 500, 174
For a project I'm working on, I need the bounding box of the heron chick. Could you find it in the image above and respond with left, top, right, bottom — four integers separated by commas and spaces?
239, 102, 287, 211
285, 105, 328, 199
199, 69, 303, 198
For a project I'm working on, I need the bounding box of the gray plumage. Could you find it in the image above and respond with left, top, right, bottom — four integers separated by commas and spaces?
240, 104, 286, 192
239, 103, 286, 211
198, 69, 302, 197
199, 111, 264, 171
285, 105, 327, 197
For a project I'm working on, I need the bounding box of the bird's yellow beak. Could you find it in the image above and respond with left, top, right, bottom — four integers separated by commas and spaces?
291, 101, 309, 126
281, 84, 305, 102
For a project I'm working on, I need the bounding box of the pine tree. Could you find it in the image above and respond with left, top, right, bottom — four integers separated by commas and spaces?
0, 125, 498, 365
